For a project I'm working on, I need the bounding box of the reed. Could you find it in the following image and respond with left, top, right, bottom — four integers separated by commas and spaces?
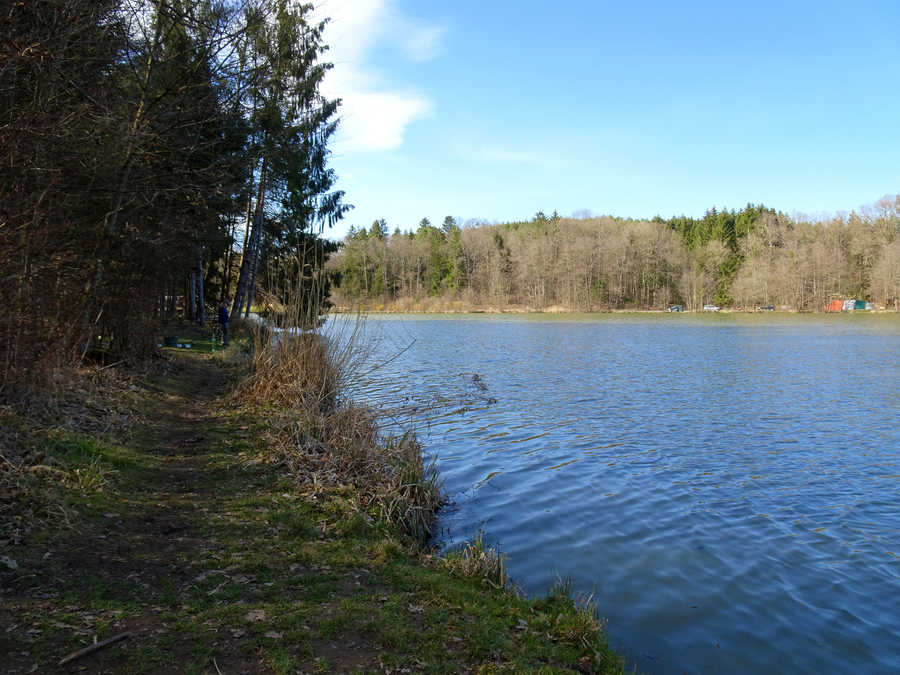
275, 405, 442, 544
380, 433, 443, 544
231, 303, 444, 545
442, 532, 509, 590
232, 328, 340, 410
544, 576, 612, 654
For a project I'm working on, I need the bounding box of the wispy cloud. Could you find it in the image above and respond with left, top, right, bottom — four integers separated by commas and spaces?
388, 15, 444, 62
450, 140, 544, 167
476, 146, 543, 165
316, 0, 443, 152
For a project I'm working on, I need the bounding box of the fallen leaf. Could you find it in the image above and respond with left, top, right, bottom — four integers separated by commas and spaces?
245, 609, 266, 622
230, 628, 246, 638
407, 604, 425, 614
264, 631, 283, 639
195, 569, 225, 582
207, 581, 227, 596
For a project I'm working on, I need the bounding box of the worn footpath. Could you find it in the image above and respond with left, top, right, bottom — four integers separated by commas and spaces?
0, 352, 622, 673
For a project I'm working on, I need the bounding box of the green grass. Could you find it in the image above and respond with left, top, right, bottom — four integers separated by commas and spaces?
1, 351, 626, 673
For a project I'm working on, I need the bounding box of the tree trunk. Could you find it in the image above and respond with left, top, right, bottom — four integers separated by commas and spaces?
187, 272, 196, 320
196, 245, 205, 325
233, 173, 255, 296
167, 287, 177, 321
221, 215, 238, 299
233, 156, 267, 318
362, 249, 369, 296
202, 242, 217, 306
245, 223, 262, 318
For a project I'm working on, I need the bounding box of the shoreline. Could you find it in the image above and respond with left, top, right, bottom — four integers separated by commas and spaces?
331, 305, 898, 315
0, 326, 625, 673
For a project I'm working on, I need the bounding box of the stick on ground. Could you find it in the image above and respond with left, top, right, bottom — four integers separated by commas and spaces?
58, 632, 131, 666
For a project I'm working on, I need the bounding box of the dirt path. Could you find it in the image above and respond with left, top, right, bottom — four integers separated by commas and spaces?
1, 353, 622, 674
1, 355, 284, 673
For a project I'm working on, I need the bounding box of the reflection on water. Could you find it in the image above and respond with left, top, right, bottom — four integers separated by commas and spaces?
330, 314, 900, 674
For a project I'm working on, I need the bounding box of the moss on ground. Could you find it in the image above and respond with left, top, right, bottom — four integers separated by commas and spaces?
0, 342, 624, 673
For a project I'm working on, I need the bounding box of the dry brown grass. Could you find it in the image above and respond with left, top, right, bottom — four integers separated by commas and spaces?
261, 396, 443, 544
232, 329, 340, 410
232, 318, 443, 544
0, 362, 144, 546
1, 363, 142, 460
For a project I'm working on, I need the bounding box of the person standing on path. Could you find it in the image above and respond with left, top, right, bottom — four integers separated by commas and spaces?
218, 299, 229, 346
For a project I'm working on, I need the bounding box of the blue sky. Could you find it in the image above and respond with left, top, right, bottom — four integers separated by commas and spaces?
316, 0, 900, 239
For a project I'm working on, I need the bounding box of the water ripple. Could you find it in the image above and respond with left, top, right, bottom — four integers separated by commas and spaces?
337, 314, 900, 674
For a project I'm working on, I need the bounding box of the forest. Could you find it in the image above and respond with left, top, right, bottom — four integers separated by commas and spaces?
329, 201, 900, 312
4, 1, 900, 403
1, 0, 347, 398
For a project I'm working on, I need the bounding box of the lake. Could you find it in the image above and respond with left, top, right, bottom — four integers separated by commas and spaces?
332, 313, 900, 674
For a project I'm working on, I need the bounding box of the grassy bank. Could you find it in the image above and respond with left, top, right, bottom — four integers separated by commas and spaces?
0, 323, 625, 673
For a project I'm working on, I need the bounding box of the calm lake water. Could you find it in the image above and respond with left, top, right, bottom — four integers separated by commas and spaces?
332, 313, 900, 674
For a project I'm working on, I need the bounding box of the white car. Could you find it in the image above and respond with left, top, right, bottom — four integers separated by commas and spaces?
703, 304, 720, 312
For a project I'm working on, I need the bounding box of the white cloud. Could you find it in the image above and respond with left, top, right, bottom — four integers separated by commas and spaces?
390, 16, 444, 62
340, 91, 433, 151
449, 140, 544, 167
476, 146, 542, 165
315, 0, 442, 152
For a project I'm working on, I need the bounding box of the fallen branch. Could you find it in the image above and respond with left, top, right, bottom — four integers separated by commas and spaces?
58, 631, 130, 666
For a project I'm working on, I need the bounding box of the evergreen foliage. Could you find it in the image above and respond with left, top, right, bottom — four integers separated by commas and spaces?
1, 0, 348, 396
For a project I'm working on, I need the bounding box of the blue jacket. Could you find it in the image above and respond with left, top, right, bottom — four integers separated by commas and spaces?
218, 306, 229, 325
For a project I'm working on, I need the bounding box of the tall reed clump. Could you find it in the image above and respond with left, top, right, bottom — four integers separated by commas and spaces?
442, 531, 509, 590
542, 577, 615, 659
233, 324, 341, 411
232, 312, 443, 545
381, 433, 442, 544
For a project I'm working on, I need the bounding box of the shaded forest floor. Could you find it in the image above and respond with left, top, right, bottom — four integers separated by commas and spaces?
0, 348, 623, 674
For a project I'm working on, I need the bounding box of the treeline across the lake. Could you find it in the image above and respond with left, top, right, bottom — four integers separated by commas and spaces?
2, 0, 347, 397
329, 198, 900, 312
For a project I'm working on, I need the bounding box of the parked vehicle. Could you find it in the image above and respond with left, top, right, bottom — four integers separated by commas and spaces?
703, 304, 720, 312
667, 305, 683, 312
757, 305, 775, 311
